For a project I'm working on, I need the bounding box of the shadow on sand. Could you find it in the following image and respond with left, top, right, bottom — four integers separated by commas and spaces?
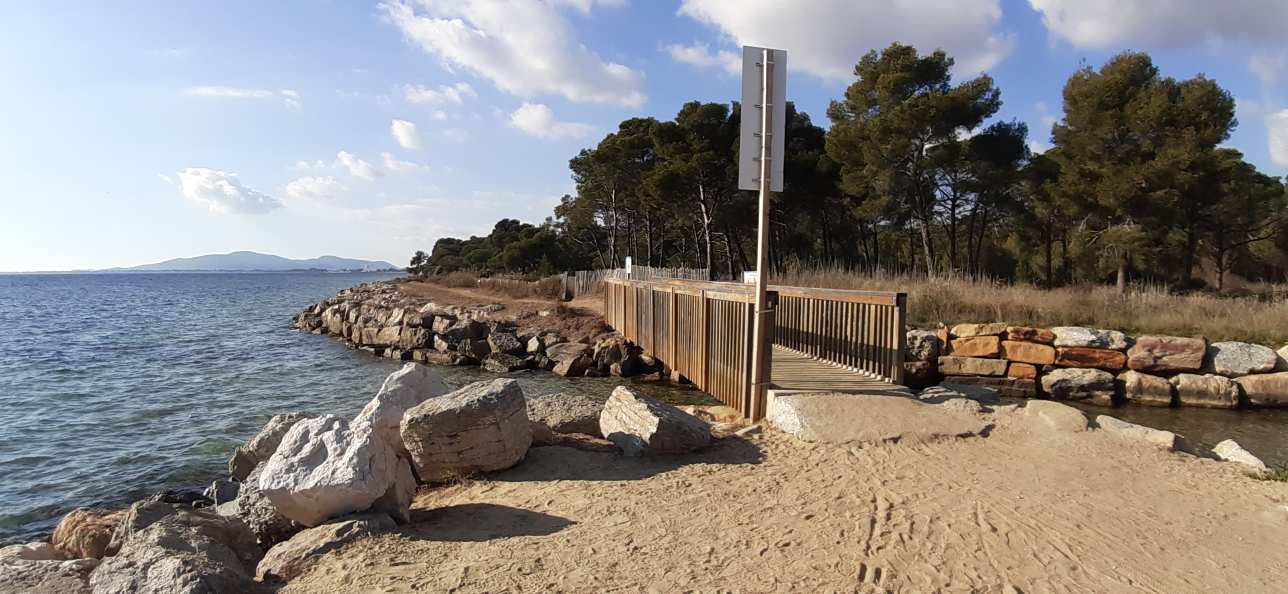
403, 503, 574, 542
486, 434, 765, 483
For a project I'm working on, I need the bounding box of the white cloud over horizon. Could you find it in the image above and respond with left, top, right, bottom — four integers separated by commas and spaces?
667, 42, 740, 75
184, 86, 301, 108
335, 151, 380, 180
382, 152, 429, 173
390, 119, 423, 150
508, 102, 593, 140
676, 0, 1014, 78
1028, 0, 1288, 49
285, 176, 345, 201
176, 168, 282, 214
403, 82, 477, 105
380, 0, 646, 107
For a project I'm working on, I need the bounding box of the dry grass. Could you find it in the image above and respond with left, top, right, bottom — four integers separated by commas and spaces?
770, 264, 1288, 346
433, 271, 480, 288
475, 276, 564, 300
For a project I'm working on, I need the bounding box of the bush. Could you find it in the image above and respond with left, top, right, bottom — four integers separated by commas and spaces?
435, 271, 479, 288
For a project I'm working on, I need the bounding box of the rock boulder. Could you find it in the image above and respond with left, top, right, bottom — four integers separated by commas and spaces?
1095, 415, 1186, 452
950, 323, 1007, 338
1000, 340, 1056, 365
599, 386, 711, 456
1212, 439, 1267, 471
1005, 326, 1055, 344
51, 508, 123, 560
1051, 327, 1130, 350
482, 352, 528, 373
1041, 368, 1115, 405
487, 332, 525, 356
257, 416, 399, 527
228, 412, 316, 482
937, 356, 1007, 377
91, 502, 264, 594
218, 465, 301, 549
1054, 347, 1127, 370
1234, 372, 1288, 408
400, 379, 532, 482
255, 513, 396, 584
1170, 373, 1240, 409
949, 336, 1001, 358
527, 392, 605, 436
1126, 336, 1205, 374
353, 363, 449, 457
905, 330, 942, 361
1204, 341, 1278, 377
1116, 370, 1174, 407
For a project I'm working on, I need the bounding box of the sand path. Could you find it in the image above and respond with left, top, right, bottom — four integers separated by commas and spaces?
283, 406, 1288, 593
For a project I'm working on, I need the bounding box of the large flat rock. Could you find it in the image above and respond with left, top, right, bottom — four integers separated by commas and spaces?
767, 392, 990, 445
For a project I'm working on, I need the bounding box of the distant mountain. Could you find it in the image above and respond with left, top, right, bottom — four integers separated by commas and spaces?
123, 251, 398, 272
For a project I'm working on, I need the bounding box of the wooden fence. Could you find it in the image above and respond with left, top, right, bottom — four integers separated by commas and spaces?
604, 277, 771, 419
773, 286, 907, 385
603, 277, 907, 420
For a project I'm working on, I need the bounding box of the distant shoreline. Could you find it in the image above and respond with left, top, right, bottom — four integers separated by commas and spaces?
0, 269, 401, 275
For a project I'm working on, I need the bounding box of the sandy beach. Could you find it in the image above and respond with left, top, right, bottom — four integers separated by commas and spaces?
282, 402, 1288, 593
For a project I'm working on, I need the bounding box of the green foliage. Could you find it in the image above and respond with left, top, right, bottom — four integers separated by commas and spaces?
408, 46, 1288, 289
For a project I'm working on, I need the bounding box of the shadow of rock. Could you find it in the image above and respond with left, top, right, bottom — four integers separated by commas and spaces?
402, 503, 573, 542
490, 435, 764, 483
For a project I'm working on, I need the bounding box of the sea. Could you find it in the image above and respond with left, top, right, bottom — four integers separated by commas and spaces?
0, 272, 709, 545
1, 272, 1284, 544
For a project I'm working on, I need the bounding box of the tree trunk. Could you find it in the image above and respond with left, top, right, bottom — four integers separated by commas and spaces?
1116, 254, 1127, 294
697, 184, 713, 272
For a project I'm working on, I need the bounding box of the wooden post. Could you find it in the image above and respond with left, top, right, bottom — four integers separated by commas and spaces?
891, 293, 908, 385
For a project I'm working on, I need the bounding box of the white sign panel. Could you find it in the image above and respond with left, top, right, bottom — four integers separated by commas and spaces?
738, 46, 787, 192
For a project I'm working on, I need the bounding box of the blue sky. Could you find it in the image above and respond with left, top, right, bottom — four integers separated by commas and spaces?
1, 0, 1285, 271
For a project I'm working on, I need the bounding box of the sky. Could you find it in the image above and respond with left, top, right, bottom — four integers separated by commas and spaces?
1, 0, 1286, 272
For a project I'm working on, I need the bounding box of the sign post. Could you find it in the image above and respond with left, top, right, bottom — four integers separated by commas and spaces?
739, 46, 786, 420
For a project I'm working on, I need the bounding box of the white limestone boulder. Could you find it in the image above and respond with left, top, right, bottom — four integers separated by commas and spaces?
599, 386, 711, 455
400, 379, 532, 482
1094, 415, 1187, 452
228, 412, 317, 481
1212, 439, 1267, 472
1051, 327, 1131, 350
257, 416, 399, 527
353, 363, 450, 457
1203, 341, 1278, 377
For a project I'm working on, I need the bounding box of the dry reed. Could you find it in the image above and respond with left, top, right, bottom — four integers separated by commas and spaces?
770, 265, 1288, 346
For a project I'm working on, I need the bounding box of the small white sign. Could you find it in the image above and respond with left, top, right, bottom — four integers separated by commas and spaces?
742, 270, 758, 284
738, 46, 787, 192
624, 256, 632, 274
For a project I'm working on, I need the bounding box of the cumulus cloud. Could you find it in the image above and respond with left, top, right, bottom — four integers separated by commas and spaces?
676, 0, 1013, 79
380, 0, 645, 107
391, 119, 423, 150
666, 42, 740, 75
1028, 0, 1288, 49
403, 82, 477, 105
382, 152, 430, 173
335, 151, 380, 180
175, 168, 282, 214
184, 86, 301, 108
285, 176, 346, 201
1269, 110, 1288, 168
508, 102, 593, 140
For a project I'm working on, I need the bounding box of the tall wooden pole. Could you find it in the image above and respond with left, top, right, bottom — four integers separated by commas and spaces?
749, 48, 774, 420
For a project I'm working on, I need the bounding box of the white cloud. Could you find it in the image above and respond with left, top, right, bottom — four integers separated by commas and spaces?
380, 0, 645, 107
294, 159, 329, 171
285, 176, 346, 201
390, 119, 423, 150
666, 42, 741, 75
508, 102, 593, 140
175, 168, 281, 214
185, 86, 301, 108
157, 173, 173, 185
335, 151, 381, 180
382, 152, 430, 173
1269, 110, 1288, 168
1250, 51, 1287, 87
403, 82, 477, 105
677, 0, 1013, 79
1029, 0, 1288, 49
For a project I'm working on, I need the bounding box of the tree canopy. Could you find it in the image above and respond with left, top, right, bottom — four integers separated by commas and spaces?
416, 45, 1287, 292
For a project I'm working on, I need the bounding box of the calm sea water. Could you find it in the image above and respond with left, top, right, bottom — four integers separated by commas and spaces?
0, 272, 707, 545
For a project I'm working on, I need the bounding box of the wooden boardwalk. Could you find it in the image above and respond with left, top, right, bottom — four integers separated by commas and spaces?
770, 346, 912, 397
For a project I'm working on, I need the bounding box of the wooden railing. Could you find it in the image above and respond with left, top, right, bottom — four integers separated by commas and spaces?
604, 277, 771, 419
604, 278, 908, 419
772, 286, 907, 384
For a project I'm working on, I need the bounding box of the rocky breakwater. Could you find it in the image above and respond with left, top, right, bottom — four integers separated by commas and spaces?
3, 363, 739, 593
291, 281, 663, 380
904, 322, 1288, 410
